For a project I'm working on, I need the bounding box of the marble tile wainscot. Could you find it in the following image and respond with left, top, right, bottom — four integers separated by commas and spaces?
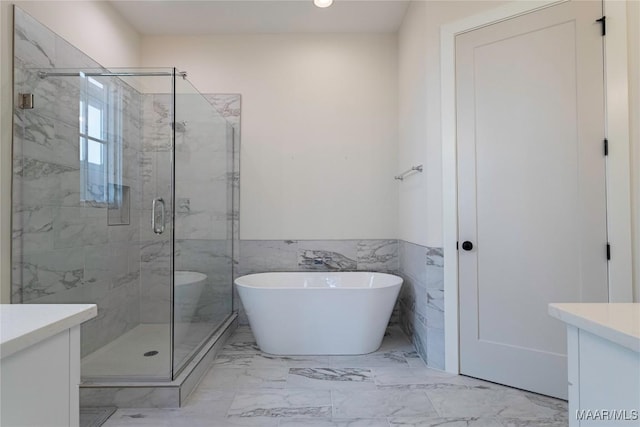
236, 239, 399, 277
398, 241, 445, 370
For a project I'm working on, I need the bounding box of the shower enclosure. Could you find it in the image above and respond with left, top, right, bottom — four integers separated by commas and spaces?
12, 8, 237, 385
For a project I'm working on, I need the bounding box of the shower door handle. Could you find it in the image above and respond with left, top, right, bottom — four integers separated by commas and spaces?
152, 197, 166, 234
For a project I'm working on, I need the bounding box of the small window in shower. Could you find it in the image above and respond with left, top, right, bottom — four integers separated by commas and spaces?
79, 74, 123, 207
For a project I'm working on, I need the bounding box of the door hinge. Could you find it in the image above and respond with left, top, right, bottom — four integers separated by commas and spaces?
604, 138, 609, 156
607, 243, 611, 261
596, 16, 606, 36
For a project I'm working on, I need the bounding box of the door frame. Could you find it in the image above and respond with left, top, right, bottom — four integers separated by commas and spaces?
441, 0, 633, 374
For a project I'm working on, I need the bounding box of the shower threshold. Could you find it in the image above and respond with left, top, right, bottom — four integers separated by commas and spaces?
79, 313, 237, 408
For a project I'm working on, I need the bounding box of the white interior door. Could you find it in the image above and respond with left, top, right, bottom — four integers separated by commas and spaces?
456, 0, 608, 399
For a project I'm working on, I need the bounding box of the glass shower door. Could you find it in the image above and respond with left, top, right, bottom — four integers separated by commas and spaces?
132, 70, 176, 380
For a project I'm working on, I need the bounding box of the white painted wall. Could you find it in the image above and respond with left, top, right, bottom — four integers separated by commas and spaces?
0, 1, 141, 302
142, 34, 398, 240
397, 1, 429, 247
397, 0, 507, 247
629, 0, 640, 302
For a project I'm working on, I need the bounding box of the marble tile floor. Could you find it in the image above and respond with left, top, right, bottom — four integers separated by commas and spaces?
102, 326, 568, 427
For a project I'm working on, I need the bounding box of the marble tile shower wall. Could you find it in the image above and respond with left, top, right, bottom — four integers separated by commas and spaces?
203, 93, 241, 255
398, 241, 445, 370
12, 8, 142, 356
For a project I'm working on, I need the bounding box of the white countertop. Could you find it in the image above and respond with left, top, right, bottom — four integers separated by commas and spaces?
1, 304, 97, 359
549, 303, 640, 353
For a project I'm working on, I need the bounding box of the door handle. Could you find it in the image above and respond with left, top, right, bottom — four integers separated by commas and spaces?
152, 197, 166, 235
462, 241, 474, 251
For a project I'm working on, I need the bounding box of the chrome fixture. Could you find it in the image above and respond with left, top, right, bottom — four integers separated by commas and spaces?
18, 93, 34, 109
172, 121, 187, 133
38, 71, 176, 78
152, 197, 166, 234
394, 165, 423, 181
38, 70, 188, 79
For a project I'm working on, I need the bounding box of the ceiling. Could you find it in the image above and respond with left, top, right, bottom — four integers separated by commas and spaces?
109, 1, 411, 35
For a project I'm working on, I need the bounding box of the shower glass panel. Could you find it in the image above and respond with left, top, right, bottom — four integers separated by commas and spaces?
173, 77, 234, 375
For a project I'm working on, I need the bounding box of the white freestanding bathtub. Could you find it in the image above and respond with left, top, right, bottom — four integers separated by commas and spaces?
234, 272, 403, 355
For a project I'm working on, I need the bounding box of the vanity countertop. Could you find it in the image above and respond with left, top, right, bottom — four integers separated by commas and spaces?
1, 304, 97, 359
548, 303, 640, 353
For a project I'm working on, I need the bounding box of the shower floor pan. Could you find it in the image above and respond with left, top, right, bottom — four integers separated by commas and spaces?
79, 313, 237, 408
82, 323, 214, 379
